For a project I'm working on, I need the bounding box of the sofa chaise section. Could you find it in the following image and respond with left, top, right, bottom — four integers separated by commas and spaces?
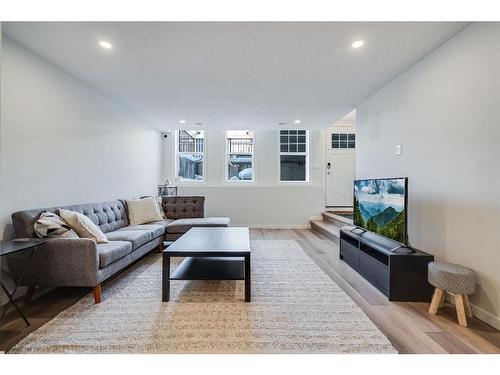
161, 196, 230, 241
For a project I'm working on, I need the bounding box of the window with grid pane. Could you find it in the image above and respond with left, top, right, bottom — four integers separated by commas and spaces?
279, 130, 308, 182
332, 133, 355, 149
177, 130, 204, 182
226, 130, 254, 182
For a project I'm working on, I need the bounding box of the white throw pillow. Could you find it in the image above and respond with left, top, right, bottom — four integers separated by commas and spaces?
34, 211, 79, 239
59, 209, 108, 244
127, 197, 164, 225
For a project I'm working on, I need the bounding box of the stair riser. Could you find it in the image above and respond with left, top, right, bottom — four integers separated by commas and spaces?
322, 213, 350, 228
311, 222, 340, 245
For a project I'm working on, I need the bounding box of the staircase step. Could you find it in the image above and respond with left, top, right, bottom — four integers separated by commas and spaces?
310, 220, 340, 244
322, 211, 353, 227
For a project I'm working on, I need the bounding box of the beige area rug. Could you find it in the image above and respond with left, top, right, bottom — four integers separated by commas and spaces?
10, 240, 396, 353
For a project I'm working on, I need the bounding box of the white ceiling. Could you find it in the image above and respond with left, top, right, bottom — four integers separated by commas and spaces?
3, 22, 469, 130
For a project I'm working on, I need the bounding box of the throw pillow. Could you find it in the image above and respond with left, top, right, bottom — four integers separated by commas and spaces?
59, 209, 108, 243
34, 211, 79, 239
127, 197, 163, 225
156, 196, 167, 219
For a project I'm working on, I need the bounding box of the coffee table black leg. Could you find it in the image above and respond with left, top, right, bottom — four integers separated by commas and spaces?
244, 254, 251, 302
162, 252, 170, 302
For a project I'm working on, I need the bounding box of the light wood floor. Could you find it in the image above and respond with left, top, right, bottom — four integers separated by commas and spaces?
1, 228, 499, 353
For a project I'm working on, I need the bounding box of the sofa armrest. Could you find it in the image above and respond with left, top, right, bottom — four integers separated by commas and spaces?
162, 196, 205, 219
6, 238, 99, 287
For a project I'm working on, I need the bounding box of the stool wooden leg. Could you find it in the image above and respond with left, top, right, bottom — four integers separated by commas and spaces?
464, 295, 473, 318
439, 290, 446, 307
429, 288, 443, 315
454, 294, 468, 326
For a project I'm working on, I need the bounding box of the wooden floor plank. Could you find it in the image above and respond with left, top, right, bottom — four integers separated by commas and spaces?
426, 332, 478, 354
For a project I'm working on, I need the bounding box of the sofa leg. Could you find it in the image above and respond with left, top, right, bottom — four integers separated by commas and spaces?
24, 286, 36, 304
93, 284, 101, 304
158, 241, 164, 253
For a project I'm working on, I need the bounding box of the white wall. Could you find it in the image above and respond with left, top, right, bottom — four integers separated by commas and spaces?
0, 37, 162, 239
162, 128, 325, 227
357, 23, 500, 328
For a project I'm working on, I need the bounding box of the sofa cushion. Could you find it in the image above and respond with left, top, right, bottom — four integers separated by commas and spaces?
148, 219, 174, 228
11, 200, 128, 239
97, 241, 132, 268
106, 230, 153, 250
166, 217, 230, 234
162, 196, 205, 219
117, 224, 166, 238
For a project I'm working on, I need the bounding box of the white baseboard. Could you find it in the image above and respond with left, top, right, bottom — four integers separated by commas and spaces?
445, 293, 500, 330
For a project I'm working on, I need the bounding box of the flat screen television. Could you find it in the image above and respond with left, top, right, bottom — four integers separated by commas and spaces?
353, 177, 408, 245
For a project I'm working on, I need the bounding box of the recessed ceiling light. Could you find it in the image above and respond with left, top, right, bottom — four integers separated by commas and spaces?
99, 41, 113, 49
351, 40, 364, 49
294, 119, 301, 124
179, 120, 186, 124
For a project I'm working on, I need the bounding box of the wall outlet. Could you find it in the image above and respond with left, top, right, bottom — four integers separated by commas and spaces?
396, 144, 402, 155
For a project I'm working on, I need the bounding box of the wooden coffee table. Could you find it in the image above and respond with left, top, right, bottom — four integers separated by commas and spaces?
162, 227, 251, 302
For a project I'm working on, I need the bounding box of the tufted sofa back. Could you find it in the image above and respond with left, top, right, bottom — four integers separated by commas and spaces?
162, 196, 205, 219
12, 200, 129, 238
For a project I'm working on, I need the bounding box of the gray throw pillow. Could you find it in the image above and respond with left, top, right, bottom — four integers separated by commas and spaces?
34, 211, 79, 239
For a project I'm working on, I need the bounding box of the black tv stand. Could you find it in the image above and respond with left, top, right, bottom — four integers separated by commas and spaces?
339, 226, 434, 301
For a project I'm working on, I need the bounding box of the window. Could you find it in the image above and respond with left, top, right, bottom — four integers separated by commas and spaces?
279, 130, 309, 182
176, 130, 204, 182
332, 133, 355, 149
226, 130, 254, 182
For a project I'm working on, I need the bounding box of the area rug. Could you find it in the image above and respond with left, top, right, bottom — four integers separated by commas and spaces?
10, 240, 396, 353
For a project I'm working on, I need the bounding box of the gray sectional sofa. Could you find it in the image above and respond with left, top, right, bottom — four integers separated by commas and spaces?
10, 196, 229, 303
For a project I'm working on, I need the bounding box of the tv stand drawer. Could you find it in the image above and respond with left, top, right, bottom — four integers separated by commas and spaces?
359, 252, 389, 294
340, 239, 359, 267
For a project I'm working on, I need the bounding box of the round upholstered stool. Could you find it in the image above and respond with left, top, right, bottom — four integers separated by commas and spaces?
428, 261, 477, 326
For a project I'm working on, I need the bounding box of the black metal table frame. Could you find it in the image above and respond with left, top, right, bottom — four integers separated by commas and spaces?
162, 252, 251, 303
0, 245, 38, 326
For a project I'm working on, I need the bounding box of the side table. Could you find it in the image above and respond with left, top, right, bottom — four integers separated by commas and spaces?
0, 238, 46, 326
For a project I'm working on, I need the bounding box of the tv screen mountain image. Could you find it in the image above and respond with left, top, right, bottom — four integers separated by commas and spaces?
353, 177, 407, 244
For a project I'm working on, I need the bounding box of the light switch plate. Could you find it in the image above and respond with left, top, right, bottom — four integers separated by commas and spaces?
396, 144, 402, 155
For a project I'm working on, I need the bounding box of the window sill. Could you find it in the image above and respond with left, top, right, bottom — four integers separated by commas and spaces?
224, 181, 257, 186
177, 181, 207, 187
277, 181, 311, 185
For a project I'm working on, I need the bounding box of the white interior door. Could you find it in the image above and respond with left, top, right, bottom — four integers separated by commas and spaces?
325, 127, 356, 207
